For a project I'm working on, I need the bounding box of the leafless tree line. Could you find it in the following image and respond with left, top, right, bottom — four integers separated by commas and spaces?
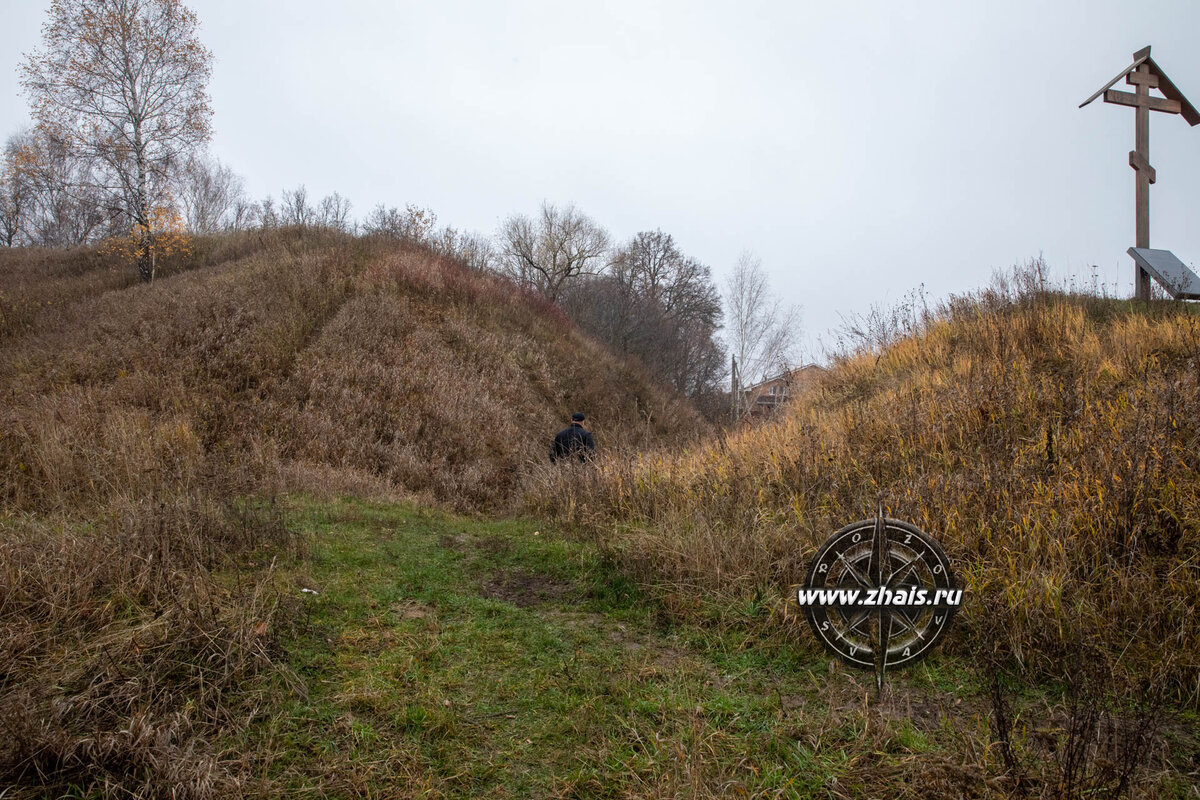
0, 129, 359, 245
1, 129, 113, 247
557, 225, 726, 406
1, 127, 796, 412
0, 128, 492, 254
493, 202, 799, 414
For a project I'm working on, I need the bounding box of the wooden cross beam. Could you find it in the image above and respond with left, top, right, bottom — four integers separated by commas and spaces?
1080, 46, 1199, 302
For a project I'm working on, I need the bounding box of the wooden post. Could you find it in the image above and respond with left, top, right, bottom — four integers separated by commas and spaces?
1131, 63, 1154, 301
730, 355, 739, 423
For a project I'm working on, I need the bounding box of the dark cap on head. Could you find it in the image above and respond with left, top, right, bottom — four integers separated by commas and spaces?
571, 412, 585, 422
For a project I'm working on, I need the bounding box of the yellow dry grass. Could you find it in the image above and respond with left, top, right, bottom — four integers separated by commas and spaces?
534, 277, 1200, 703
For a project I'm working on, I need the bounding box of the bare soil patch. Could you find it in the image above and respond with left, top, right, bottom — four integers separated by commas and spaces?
482, 569, 575, 608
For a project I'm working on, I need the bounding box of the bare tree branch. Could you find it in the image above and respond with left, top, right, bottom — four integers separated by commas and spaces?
725, 250, 801, 387
497, 201, 610, 301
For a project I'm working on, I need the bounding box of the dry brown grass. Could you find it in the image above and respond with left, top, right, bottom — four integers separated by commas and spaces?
269, 246, 700, 511
0, 228, 338, 796
0, 495, 292, 798
532, 268, 1200, 708
2, 228, 697, 514
0, 228, 699, 796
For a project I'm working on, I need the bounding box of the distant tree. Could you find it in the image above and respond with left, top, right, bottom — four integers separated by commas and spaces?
21, 0, 214, 280
3, 129, 109, 247
452, 230, 496, 272
0, 143, 28, 247
258, 195, 279, 229
405, 205, 438, 242
497, 202, 610, 301
563, 229, 726, 407
317, 191, 353, 232
616, 230, 723, 329
362, 204, 400, 238
179, 154, 246, 233
725, 251, 800, 389
362, 203, 437, 242
280, 185, 314, 228
227, 196, 259, 231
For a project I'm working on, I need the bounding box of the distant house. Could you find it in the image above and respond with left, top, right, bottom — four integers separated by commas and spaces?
740, 364, 825, 419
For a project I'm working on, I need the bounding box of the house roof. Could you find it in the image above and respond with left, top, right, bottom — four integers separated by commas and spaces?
742, 364, 825, 393
1079, 46, 1200, 126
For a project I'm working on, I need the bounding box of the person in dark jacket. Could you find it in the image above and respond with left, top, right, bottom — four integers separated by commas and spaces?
550, 412, 595, 463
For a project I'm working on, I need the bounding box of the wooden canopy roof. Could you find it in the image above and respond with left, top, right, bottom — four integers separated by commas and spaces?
1079, 46, 1200, 126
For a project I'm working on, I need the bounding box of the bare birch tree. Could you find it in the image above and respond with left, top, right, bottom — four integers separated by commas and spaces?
21, 0, 213, 280
725, 251, 800, 389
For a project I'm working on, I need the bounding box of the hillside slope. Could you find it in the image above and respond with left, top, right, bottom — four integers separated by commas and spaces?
0, 230, 702, 515
0, 230, 703, 797
540, 277, 1200, 703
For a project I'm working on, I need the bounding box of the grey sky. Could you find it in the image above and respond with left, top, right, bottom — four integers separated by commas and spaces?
4, 0, 1199, 359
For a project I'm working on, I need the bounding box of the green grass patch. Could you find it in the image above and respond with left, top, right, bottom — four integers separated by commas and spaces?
228, 497, 1011, 799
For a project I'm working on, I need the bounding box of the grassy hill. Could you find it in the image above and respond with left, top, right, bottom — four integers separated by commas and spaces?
4, 244, 1198, 798
0, 229, 701, 514
538, 269, 1200, 772
0, 230, 701, 796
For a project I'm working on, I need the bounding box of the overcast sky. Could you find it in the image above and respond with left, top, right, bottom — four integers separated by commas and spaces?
4, 0, 1199, 359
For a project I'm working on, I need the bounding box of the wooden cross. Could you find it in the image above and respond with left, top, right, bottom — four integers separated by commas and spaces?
1081, 46, 1199, 302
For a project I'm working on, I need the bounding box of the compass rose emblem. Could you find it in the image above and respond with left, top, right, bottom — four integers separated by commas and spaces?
799, 511, 961, 691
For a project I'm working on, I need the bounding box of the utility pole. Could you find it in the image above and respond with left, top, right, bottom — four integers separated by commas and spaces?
730, 355, 740, 424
